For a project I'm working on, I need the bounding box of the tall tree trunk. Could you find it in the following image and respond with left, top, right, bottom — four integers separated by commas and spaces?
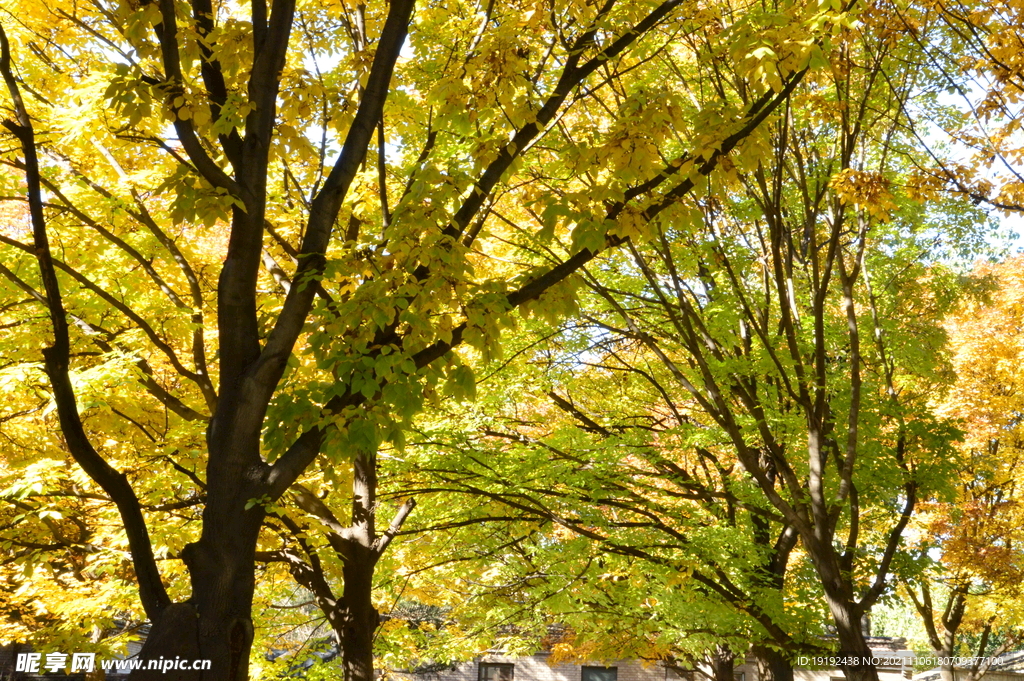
708, 646, 735, 681
270, 452, 416, 681
752, 646, 793, 681
340, 545, 379, 681
135, 495, 266, 679
131, 366, 273, 680
825, 591, 877, 681
339, 453, 380, 681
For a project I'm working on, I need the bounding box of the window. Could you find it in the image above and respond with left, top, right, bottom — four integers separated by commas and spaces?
480, 664, 514, 681
582, 666, 618, 681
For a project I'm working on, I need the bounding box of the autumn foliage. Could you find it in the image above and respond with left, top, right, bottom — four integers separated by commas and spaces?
0, 0, 1023, 679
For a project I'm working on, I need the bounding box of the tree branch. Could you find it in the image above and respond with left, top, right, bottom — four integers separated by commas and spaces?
0, 23, 171, 619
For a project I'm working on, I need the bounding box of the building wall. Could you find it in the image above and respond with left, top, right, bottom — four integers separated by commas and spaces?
794, 668, 912, 681
398, 652, 756, 681
396, 652, 1024, 681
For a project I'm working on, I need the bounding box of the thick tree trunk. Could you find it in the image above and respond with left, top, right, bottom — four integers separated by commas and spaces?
132, 432, 267, 680
708, 646, 735, 681
132, 604, 202, 680
752, 646, 793, 681
132, 519, 263, 680
340, 453, 381, 681
827, 598, 878, 681
340, 546, 379, 681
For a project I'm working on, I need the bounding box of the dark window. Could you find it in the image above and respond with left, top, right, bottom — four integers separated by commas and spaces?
480, 664, 514, 681
582, 667, 618, 681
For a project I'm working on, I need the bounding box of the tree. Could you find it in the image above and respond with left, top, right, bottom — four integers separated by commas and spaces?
402, 8, 988, 680
397, 309, 842, 681
557, 86, 964, 681
0, 0, 824, 676
902, 257, 1024, 681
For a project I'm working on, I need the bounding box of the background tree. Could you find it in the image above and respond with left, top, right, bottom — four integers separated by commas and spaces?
400, 373, 826, 681
399, 8, 992, 681
902, 257, 1024, 681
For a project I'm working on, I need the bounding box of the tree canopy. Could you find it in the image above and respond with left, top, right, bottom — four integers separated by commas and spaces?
0, 0, 1022, 679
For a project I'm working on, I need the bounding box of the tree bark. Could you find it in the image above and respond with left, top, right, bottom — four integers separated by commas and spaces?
135, 499, 265, 679
752, 646, 793, 681
708, 646, 735, 681
340, 544, 379, 681
275, 454, 416, 681
338, 453, 380, 681
826, 594, 878, 681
